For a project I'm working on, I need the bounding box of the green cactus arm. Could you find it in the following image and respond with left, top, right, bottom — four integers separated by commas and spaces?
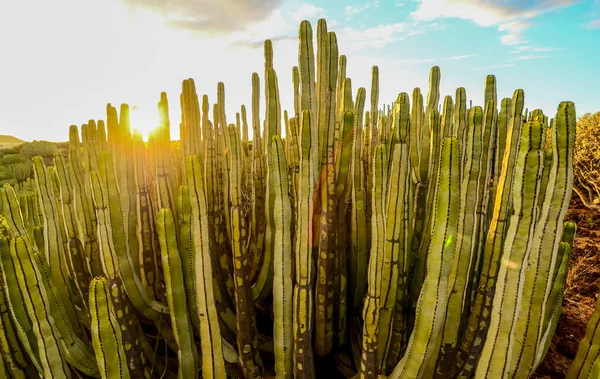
537, 149, 553, 211
467, 101, 498, 313
89, 277, 131, 379
177, 186, 200, 334
370, 66, 379, 134
434, 106, 486, 376
132, 131, 161, 299
157, 208, 199, 379
154, 92, 179, 220
509, 101, 576, 378
293, 109, 317, 378
379, 140, 412, 374
186, 155, 226, 379
298, 20, 318, 179
227, 124, 263, 376
567, 247, 600, 379
349, 87, 368, 311
68, 125, 102, 277
9, 237, 72, 379
316, 18, 331, 168
89, 171, 120, 279
388, 137, 460, 379
0, 238, 35, 377
250, 72, 267, 284
30, 248, 99, 376
410, 87, 424, 180
264, 67, 282, 147
535, 240, 570, 369
0, 185, 29, 239
53, 153, 77, 240
454, 90, 524, 376
440, 96, 454, 138
360, 144, 388, 378
314, 33, 341, 357
32, 157, 82, 329
424, 66, 440, 176
106, 277, 155, 378
0, 237, 42, 374
488, 97, 512, 223
253, 66, 283, 303
180, 78, 201, 157
383, 93, 413, 373
474, 120, 544, 378
95, 152, 168, 321
269, 135, 294, 379
484, 75, 497, 113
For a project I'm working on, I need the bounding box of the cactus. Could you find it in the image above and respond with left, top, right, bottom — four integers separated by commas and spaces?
0, 17, 580, 379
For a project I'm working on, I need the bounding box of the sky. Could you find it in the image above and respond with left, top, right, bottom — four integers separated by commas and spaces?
0, 0, 599, 142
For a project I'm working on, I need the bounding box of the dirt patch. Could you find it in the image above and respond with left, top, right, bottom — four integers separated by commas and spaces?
533, 197, 600, 378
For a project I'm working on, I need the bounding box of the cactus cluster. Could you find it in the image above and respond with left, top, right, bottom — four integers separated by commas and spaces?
0, 18, 578, 379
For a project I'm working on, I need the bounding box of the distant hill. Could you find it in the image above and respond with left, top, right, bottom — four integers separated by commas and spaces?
0, 135, 25, 147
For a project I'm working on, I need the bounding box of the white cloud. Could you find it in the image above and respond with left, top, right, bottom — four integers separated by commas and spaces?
410, 0, 579, 45
119, 0, 282, 34
289, 3, 325, 23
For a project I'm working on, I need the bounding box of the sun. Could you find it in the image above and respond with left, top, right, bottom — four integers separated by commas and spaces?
129, 104, 159, 141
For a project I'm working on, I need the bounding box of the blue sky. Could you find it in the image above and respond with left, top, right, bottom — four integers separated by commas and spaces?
0, 0, 598, 141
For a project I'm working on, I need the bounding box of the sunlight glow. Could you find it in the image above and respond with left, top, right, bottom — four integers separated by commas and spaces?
130, 105, 159, 141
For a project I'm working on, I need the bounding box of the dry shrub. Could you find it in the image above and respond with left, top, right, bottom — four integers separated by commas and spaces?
573, 112, 600, 211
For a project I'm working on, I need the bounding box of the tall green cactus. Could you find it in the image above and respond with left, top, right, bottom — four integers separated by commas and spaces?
0, 16, 580, 379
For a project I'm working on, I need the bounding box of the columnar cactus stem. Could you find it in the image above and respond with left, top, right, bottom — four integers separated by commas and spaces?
349, 88, 368, 311
509, 101, 575, 378
270, 135, 294, 378
157, 208, 199, 379
186, 154, 227, 379
293, 110, 317, 378
0, 237, 43, 374
228, 125, 263, 377
315, 27, 339, 357
474, 119, 545, 378
9, 237, 73, 379
89, 277, 131, 379
455, 90, 525, 376
360, 144, 388, 379
250, 72, 266, 283
389, 137, 460, 379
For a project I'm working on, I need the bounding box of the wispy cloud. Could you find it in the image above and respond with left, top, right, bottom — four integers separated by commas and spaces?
229, 35, 296, 49
337, 21, 444, 50
584, 18, 600, 28
410, 0, 579, 45
509, 46, 561, 54
498, 19, 531, 45
473, 63, 516, 71
512, 55, 552, 61
394, 54, 476, 64
344, 0, 381, 16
